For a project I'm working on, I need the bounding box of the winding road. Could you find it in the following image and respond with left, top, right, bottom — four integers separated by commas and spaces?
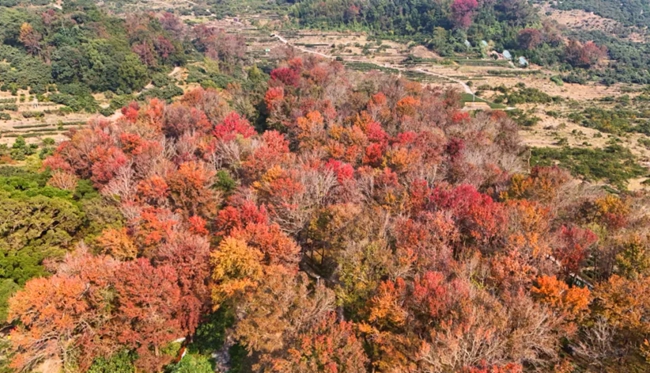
272, 33, 475, 95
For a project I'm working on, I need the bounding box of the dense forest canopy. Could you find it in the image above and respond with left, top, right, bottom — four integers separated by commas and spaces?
289, 0, 539, 53
0, 0, 187, 95
1, 45, 650, 373
1, 0, 650, 373
0, 0, 250, 120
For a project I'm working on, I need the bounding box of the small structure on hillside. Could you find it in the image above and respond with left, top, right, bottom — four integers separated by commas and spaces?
502, 50, 512, 60
518, 56, 529, 67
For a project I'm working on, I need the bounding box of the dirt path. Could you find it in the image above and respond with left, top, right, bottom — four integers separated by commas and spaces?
272, 33, 474, 95
168, 66, 183, 77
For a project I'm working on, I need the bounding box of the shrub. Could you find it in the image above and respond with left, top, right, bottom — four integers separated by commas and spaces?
21, 111, 44, 119
531, 144, 646, 189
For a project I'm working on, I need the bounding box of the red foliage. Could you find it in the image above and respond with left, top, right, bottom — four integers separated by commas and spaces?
451, 111, 471, 123
135, 207, 178, 250
565, 39, 607, 68
163, 103, 212, 138
265, 86, 285, 111
518, 28, 543, 50
155, 234, 212, 333
192, 25, 245, 63
244, 130, 292, 179
132, 41, 157, 67
362, 143, 386, 166
216, 201, 270, 236
159, 12, 185, 37
325, 159, 355, 183
29, 56, 633, 372
554, 225, 598, 274
8, 252, 118, 371
90, 146, 128, 186
216, 200, 298, 265
270, 66, 301, 87
446, 137, 465, 161
121, 101, 140, 122
188, 215, 209, 235
154, 35, 175, 59
430, 184, 505, 246
213, 112, 256, 141
270, 313, 368, 372
111, 259, 183, 372
451, 0, 479, 29
167, 161, 217, 217
364, 121, 389, 143
137, 175, 170, 205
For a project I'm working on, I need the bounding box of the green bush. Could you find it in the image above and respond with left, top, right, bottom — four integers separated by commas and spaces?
151, 73, 172, 87
0, 104, 18, 111
87, 351, 135, 373
21, 111, 44, 119
562, 73, 587, 84
188, 308, 234, 355
507, 109, 541, 127
550, 75, 564, 86
138, 84, 183, 102
531, 144, 647, 189
99, 106, 115, 117
169, 355, 213, 373
494, 85, 559, 105
568, 107, 642, 135
110, 95, 134, 110
215, 170, 237, 194
49, 92, 98, 113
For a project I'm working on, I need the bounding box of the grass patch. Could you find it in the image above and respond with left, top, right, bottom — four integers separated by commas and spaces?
402, 70, 447, 83
343, 61, 398, 74
486, 69, 542, 77
460, 93, 506, 109
453, 59, 511, 67
13, 123, 51, 129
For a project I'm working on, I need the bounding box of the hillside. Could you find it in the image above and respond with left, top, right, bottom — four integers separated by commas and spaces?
551, 0, 650, 28
1, 0, 650, 373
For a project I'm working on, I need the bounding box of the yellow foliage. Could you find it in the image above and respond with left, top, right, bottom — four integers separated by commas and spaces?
96, 228, 138, 260
211, 237, 264, 307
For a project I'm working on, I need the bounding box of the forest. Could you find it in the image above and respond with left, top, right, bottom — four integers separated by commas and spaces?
2, 32, 650, 373
1, 1, 650, 373
285, 0, 650, 84
0, 0, 247, 119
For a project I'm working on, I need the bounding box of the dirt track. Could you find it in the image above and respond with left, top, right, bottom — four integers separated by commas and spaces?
272, 33, 475, 95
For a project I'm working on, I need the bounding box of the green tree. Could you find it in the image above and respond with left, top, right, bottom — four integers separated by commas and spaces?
87, 351, 135, 373
0, 194, 82, 283
616, 235, 650, 280
169, 355, 213, 373
118, 53, 149, 93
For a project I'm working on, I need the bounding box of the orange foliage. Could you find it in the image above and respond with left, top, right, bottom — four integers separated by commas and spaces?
96, 227, 138, 260
396, 96, 420, 117
531, 275, 590, 320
